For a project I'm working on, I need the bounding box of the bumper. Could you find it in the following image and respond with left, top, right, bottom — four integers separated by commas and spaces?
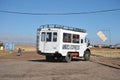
37, 50, 61, 56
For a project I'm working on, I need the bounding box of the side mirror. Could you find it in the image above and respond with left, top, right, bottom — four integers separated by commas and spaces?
87, 40, 90, 47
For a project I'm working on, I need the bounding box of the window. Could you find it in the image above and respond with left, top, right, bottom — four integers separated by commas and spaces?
63, 33, 71, 43
46, 32, 52, 41
41, 32, 57, 42
53, 32, 57, 42
41, 32, 45, 41
81, 39, 83, 44
72, 34, 79, 43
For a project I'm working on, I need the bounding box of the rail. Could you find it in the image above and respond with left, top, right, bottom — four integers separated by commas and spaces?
38, 24, 86, 33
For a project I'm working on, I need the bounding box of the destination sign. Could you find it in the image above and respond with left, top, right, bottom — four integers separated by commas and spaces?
62, 44, 80, 50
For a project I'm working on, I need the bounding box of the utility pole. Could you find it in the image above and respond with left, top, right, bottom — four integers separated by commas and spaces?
99, 27, 112, 58
108, 27, 111, 46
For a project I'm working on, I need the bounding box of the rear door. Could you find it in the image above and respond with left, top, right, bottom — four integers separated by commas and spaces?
40, 31, 58, 53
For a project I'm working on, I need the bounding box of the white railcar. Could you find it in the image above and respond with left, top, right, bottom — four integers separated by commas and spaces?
37, 24, 91, 62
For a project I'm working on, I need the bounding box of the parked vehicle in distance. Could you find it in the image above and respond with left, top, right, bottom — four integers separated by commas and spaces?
110, 43, 120, 49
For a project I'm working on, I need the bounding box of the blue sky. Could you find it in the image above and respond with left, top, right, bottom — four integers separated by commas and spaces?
0, 0, 120, 45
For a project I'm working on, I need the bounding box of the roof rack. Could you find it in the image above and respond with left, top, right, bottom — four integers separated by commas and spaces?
38, 24, 86, 33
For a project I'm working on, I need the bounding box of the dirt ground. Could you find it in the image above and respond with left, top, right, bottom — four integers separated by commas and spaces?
0, 48, 120, 80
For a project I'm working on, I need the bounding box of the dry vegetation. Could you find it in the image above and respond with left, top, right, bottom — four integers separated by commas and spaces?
1, 45, 120, 59
91, 47, 120, 58
0, 45, 36, 56
15, 45, 120, 58
15, 45, 36, 51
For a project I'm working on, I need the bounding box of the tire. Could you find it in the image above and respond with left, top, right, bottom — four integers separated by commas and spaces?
84, 50, 90, 61
46, 56, 53, 62
56, 56, 63, 62
54, 54, 63, 62
65, 53, 72, 63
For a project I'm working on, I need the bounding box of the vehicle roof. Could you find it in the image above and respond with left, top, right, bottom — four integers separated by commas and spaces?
38, 24, 86, 33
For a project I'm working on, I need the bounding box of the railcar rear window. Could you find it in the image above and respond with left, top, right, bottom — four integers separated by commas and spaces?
41, 32, 45, 41
53, 32, 57, 42
41, 32, 57, 42
46, 32, 52, 41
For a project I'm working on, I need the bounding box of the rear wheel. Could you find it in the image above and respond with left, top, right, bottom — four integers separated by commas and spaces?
65, 53, 72, 63
46, 56, 54, 62
84, 50, 90, 61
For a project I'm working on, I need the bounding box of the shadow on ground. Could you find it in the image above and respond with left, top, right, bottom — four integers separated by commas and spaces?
28, 58, 85, 63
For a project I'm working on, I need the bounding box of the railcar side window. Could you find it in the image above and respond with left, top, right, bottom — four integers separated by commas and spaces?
53, 32, 57, 42
63, 33, 71, 43
41, 32, 45, 41
46, 32, 52, 41
72, 34, 79, 43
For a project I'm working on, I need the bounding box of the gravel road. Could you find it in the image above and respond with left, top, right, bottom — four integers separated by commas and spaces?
0, 51, 120, 80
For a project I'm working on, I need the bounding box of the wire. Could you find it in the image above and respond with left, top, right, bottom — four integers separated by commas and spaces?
0, 8, 120, 15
